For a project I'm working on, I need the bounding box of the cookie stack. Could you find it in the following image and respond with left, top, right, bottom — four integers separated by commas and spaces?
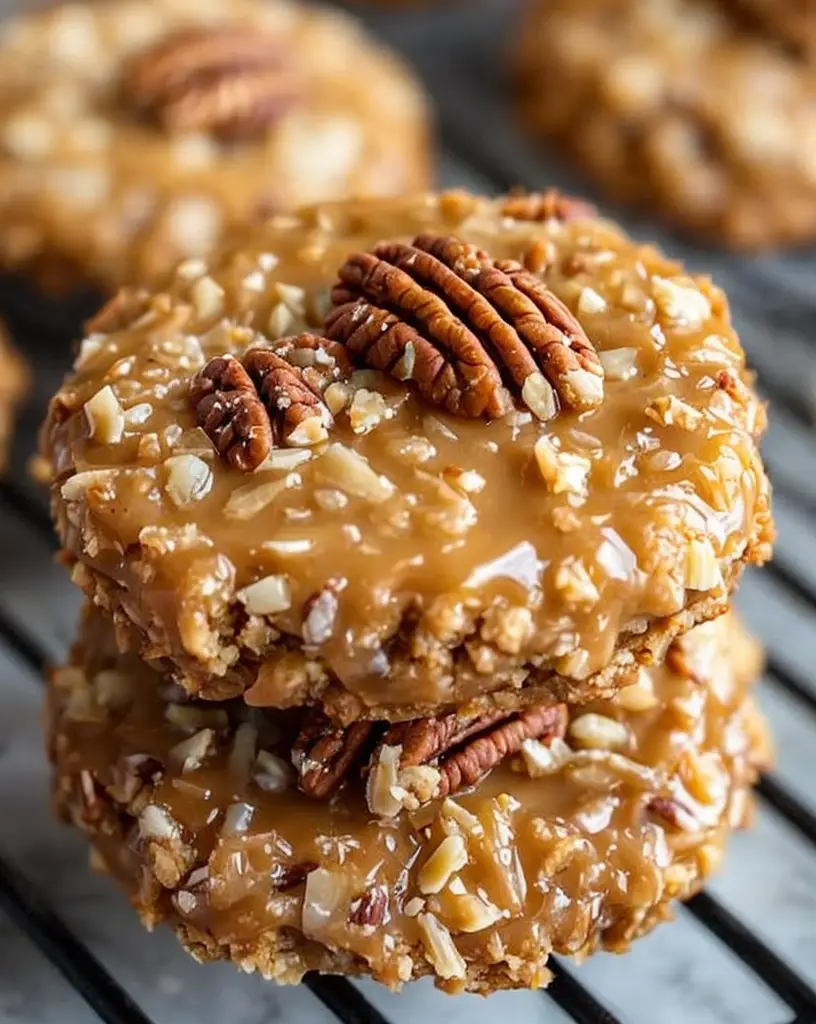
42, 190, 774, 993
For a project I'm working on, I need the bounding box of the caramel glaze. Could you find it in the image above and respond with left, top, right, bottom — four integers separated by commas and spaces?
49, 608, 770, 992
43, 192, 773, 721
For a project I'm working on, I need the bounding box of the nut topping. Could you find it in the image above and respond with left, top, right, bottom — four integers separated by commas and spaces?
293, 711, 376, 800
383, 702, 568, 799
121, 25, 300, 140
189, 355, 273, 472
500, 190, 597, 223
325, 233, 604, 419
293, 702, 567, 804
191, 336, 342, 472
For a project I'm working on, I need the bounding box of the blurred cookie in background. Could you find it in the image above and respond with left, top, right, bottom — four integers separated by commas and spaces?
515, 0, 816, 249
0, 0, 431, 313
723, 0, 816, 61
0, 316, 28, 470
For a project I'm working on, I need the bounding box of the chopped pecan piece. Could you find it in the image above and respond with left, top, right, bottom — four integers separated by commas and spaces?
190, 355, 273, 472
325, 233, 604, 419
274, 861, 318, 891
382, 702, 569, 799
293, 710, 376, 799
121, 25, 299, 140
348, 885, 389, 927
500, 190, 597, 223
647, 796, 701, 832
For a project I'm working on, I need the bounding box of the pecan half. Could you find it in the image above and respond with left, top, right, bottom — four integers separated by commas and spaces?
325, 233, 604, 419
121, 25, 299, 140
382, 702, 569, 799
293, 702, 568, 803
190, 354, 272, 472
191, 335, 340, 471
293, 710, 376, 799
244, 347, 327, 441
500, 190, 597, 223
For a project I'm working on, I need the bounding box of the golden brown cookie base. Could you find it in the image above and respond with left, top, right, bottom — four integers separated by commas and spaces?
515, 0, 816, 249
49, 608, 769, 992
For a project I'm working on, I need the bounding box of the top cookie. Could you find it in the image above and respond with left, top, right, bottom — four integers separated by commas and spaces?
0, 0, 429, 294
42, 191, 774, 723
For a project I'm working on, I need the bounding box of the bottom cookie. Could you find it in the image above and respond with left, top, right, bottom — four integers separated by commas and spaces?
48, 609, 770, 994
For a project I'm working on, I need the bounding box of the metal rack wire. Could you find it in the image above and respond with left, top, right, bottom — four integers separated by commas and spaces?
2, 3, 816, 1022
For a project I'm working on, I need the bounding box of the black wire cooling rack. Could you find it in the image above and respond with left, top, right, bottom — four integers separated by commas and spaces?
2, 3, 816, 1023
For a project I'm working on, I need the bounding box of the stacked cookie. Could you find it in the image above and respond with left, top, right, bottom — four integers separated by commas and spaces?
516, 0, 816, 249
41, 191, 774, 992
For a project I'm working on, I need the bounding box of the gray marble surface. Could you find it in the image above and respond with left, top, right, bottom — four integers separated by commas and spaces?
2, 2, 816, 1023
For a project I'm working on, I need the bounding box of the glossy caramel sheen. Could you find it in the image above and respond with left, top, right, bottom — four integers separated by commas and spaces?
49, 611, 768, 992
43, 192, 773, 718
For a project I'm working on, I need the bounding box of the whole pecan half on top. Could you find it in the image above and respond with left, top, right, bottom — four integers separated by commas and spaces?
189, 354, 273, 472
500, 190, 597, 223
190, 334, 341, 472
324, 233, 604, 420
120, 24, 300, 140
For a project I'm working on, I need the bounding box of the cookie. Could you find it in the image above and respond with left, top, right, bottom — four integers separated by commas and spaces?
41, 191, 773, 723
0, 0, 430, 297
48, 607, 770, 993
724, 0, 816, 60
0, 317, 28, 470
515, 0, 816, 249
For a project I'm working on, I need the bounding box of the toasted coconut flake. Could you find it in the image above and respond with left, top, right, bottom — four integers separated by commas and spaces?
164, 703, 229, 734
685, 538, 724, 591
237, 574, 292, 615
84, 385, 124, 444
521, 736, 573, 778
652, 276, 711, 327
139, 804, 178, 840
253, 750, 291, 793
302, 867, 346, 938
191, 275, 225, 319
227, 723, 258, 785
599, 347, 639, 381
534, 438, 591, 496
417, 912, 467, 980
348, 388, 388, 434
577, 286, 607, 315
441, 798, 484, 836
164, 454, 213, 508
569, 713, 629, 750
366, 743, 403, 818
522, 372, 558, 421
169, 728, 215, 773
418, 835, 469, 895
316, 443, 395, 503
223, 473, 298, 520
